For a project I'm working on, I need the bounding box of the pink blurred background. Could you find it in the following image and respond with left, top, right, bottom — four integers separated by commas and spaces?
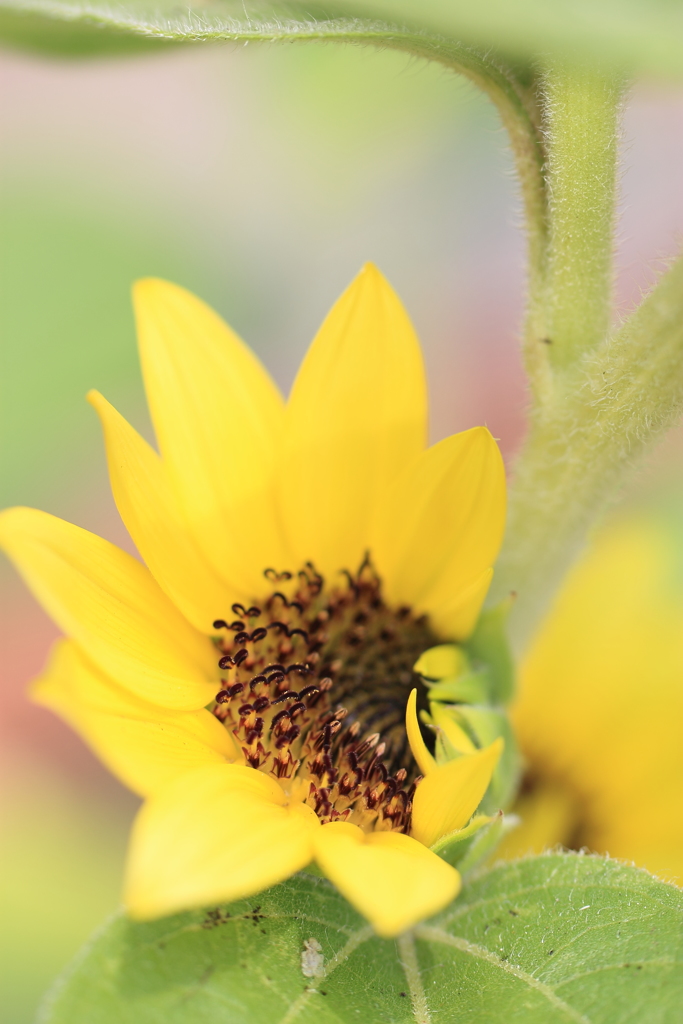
2, 42, 683, 1020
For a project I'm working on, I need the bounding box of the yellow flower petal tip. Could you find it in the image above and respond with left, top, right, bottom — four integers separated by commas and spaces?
411, 737, 504, 849
131, 274, 287, 600
313, 822, 460, 937
124, 764, 319, 920
414, 643, 465, 680
85, 388, 238, 634
406, 688, 437, 776
280, 260, 427, 577
132, 276, 187, 304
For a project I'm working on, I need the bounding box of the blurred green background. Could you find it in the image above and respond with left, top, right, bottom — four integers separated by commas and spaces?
2, 40, 683, 1023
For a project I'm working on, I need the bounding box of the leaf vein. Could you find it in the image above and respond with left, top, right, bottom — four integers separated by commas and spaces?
538, 909, 665, 959
275, 924, 374, 1024
398, 932, 432, 1024
439, 879, 673, 925
415, 925, 592, 1024
553, 958, 679, 989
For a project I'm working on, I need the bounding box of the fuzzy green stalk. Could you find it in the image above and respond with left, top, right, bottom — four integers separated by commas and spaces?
542, 63, 621, 374
492, 255, 683, 650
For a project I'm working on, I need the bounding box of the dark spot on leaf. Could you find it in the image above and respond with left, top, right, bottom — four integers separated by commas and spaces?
320, 991, 327, 996
202, 908, 232, 929
400, 991, 407, 997
508, 909, 519, 917
548, 950, 554, 956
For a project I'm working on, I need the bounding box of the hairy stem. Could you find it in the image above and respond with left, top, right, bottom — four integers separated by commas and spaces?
491, 255, 683, 650
541, 63, 622, 374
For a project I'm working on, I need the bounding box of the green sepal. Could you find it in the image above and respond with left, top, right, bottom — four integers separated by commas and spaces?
426, 669, 491, 704
430, 812, 497, 868
433, 725, 463, 764
449, 705, 521, 811
456, 812, 522, 876
463, 600, 516, 703
430, 806, 516, 872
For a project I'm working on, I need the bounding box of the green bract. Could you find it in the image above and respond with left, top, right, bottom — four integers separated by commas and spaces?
416, 607, 521, 814
40, 853, 683, 1024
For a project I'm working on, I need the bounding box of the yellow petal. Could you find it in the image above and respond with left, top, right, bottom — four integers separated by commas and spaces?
314, 822, 460, 937
425, 567, 493, 640
87, 391, 237, 633
133, 278, 288, 597
411, 737, 503, 848
414, 644, 465, 680
514, 513, 683, 881
0, 506, 217, 710
280, 263, 427, 578
373, 427, 505, 639
32, 639, 238, 797
406, 688, 437, 776
125, 764, 319, 919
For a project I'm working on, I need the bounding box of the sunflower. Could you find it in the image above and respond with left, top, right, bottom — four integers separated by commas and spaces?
501, 511, 683, 883
0, 265, 505, 937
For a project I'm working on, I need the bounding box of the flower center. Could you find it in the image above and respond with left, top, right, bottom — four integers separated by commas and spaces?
211, 560, 437, 833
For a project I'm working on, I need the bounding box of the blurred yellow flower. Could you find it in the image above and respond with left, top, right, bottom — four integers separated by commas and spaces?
0, 265, 506, 937
503, 512, 683, 883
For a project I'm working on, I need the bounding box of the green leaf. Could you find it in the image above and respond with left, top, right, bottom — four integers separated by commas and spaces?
4, 0, 683, 76
40, 853, 683, 1023
341, 0, 683, 77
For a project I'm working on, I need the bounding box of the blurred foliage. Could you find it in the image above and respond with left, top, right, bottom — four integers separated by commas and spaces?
0, 766, 134, 1024
251, 43, 471, 183
0, 191, 253, 510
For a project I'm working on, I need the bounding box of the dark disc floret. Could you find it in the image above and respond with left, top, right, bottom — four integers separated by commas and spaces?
211, 559, 437, 834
